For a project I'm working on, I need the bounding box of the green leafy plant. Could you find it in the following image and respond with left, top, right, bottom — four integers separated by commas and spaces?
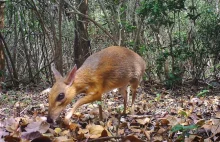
171, 124, 198, 140
196, 90, 209, 97
155, 93, 161, 102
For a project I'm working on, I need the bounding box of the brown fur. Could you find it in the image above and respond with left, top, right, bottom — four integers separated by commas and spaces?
47, 46, 146, 124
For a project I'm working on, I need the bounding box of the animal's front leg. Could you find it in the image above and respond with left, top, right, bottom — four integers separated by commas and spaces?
64, 93, 102, 125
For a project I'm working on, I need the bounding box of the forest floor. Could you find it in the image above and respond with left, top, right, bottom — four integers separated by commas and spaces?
0, 80, 219, 142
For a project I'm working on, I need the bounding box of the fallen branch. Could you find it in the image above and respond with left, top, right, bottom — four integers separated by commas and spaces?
88, 136, 123, 142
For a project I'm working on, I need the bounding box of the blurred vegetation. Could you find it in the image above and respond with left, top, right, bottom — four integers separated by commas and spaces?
1, 0, 220, 89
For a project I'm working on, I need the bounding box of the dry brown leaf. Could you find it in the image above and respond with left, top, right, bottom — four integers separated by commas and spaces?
83, 124, 110, 139
122, 135, 145, 142
130, 128, 142, 133
54, 128, 62, 134
202, 124, 212, 131
69, 123, 79, 131
185, 134, 202, 142
136, 117, 150, 125
157, 127, 166, 134
21, 131, 42, 140
216, 112, 220, 119
60, 130, 70, 136
211, 125, 220, 134
212, 118, 220, 125
118, 129, 124, 135
4, 136, 20, 142
89, 127, 104, 138
190, 98, 203, 106
100, 129, 108, 137
195, 119, 205, 127
153, 134, 163, 141
0, 129, 9, 137
159, 119, 169, 126
78, 128, 89, 135
5, 117, 20, 133
165, 115, 179, 126
204, 138, 212, 142
53, 136, 74, 142
25, 121, 49, 134
31, 136, 52, 142
143, 130, 151, 140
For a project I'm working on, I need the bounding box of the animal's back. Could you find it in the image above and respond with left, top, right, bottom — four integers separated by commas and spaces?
76, 46, 146, 92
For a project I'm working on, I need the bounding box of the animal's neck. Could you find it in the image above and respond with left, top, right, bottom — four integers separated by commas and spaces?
73, 70, 91, 94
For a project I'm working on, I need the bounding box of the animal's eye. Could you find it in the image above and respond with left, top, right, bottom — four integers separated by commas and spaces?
56, 93, 65, 101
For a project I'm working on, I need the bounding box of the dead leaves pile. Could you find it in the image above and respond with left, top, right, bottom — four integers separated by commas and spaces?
0, 86, 220, 141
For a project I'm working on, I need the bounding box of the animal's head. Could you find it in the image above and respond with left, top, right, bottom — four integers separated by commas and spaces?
47, 64, 77, 123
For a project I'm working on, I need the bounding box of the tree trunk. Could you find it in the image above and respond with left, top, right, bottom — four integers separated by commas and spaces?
0, 1, 5, 91
54, 0, 64, 75
74, 0, 90, 67
20, 25, 34, 83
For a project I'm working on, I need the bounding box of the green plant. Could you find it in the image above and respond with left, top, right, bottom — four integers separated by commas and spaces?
171, 124, 198, 140
196, 90, 209, 97
155, 93, 161, 102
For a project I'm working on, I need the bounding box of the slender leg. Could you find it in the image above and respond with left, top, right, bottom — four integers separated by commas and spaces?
119, 85, 128, 114
98, 102, 103, 121
64, 93, 101, 124
130, 79, 139, 115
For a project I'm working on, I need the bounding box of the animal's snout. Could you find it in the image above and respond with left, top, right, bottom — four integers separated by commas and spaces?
47, 116, 53, 123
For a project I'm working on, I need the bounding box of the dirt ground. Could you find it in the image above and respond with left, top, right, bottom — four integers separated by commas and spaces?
0, 81, 219, 141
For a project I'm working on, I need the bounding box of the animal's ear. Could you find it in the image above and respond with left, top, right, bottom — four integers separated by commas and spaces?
51, 63, 63, 80
64, 64, 77, 86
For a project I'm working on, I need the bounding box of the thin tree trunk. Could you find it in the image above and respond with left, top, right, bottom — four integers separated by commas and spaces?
0, 33, 18, 86
20, 25, 34, 83
55, 0, 64, 75
0, 1, 5, 91
74, 0, 90, 67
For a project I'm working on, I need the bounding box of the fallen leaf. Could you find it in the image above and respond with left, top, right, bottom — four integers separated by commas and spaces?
130, 128, 141, 133
54, 128, 62, 134
31, 136, 52, 142
165, 115, 180, 126
136, 117, 150, 125
25, 121, 49, 133
153, 134, 163, 141
69, 123, 79, 131
195, 119, 205, 127
21, 131, 42, 140
122, 135, 144, 142
157, 127, 166, 134
143, 130, 151, 140
0, 129, 9, 137
216, 112, 220, 119
5, 117, 20, 133
4, 136, 20, 142
88, 124, 104, 138
53, 136, 74, 142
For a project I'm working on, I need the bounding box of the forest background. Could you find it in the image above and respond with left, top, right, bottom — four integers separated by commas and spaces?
0, 0, 219, 90
0, 0, 220, 141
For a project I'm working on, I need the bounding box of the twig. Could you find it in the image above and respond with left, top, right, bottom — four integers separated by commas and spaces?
20, 105, 30, 115
88, 136, 123, 142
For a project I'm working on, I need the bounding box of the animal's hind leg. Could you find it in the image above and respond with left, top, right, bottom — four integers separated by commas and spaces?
118, 85, 128, 114
130, 78, 139, 115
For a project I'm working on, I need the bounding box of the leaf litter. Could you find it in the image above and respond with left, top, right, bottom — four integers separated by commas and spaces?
0, 81, 219, 141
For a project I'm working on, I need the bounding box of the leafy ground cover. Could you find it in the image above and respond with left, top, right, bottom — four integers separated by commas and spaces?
0, 81, 219, 142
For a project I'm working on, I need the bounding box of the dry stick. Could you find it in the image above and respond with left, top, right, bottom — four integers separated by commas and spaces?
88, 136, 124, 142
20, 105, 30, 115
98, 104, 103, 121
